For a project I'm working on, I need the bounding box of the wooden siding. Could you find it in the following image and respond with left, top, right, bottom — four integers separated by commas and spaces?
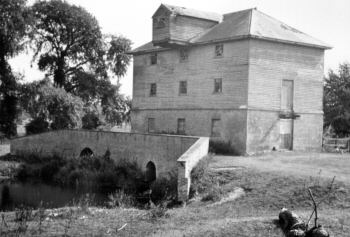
247, 39, 324, 113
169, 15, 217, 42
152, 8, 171, 43
132, 40, 250, 111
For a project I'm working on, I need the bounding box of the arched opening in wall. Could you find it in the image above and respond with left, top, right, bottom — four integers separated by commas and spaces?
80, 147, 94, 158
145, 161, 156, 182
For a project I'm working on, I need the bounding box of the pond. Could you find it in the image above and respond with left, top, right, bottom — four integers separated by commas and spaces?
0, 181, 110, 211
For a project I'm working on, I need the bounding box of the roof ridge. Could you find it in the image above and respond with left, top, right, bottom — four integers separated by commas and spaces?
248, 8, 254, 36
223, 8, 255, 20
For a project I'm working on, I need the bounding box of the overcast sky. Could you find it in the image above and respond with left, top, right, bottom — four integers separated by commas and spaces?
9, 0, 350, 97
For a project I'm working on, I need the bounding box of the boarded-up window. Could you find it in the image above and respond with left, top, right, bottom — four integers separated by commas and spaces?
214, 78, 222, 93
211, 119, 221, 137
179, 81, 187, 95
215, 44, 223, 57
148, 118, 155, 133
179, 49, 189, 61
281, 80, 294, 111
177, 118, 186, 134
150, 53, 157, 65
150, 83, 157, 96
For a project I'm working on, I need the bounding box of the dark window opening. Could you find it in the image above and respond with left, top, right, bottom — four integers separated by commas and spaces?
215, 44, 224, 57
155, 17, 167, 29
150, 53, 157, 65
145, 161, 156, 182
80, 147, 94, 158
211, 119, 221, 137
179, 49, 189, 62
148, 118, 155, 133
177, 118, 186, 135
179, 81, 187, 95
150, 83, 157, 96
214, 78, 222, 93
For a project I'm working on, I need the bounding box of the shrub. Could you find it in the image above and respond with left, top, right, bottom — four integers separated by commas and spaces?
107, 190, 135, 208
148, 201, 169, 220
190, 155, 213, 196
150, 171, 177, 204
201, 184, 223, 202
25, 117, 49, 135
82, 112, 101, 130
209, 139, 239, 155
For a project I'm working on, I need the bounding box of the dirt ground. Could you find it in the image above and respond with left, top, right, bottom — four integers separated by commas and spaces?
211, 152, 350, 184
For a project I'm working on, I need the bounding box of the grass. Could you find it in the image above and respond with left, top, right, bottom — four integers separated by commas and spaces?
1, 164, 349, 236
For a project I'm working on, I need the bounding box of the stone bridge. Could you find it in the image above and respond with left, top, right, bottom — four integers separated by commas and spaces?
10, 130, 209, 201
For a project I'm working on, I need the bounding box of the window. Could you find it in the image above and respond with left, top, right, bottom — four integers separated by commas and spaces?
214, 78, 222, 93
177, 118, 186, 135
215, 44, 223, 57
179, 81, 187, 95
211, 119, 221, 137
150, 53, 157, 65
155, 17, 167, 29
148, 118, 155, 133
179, 49, 189, 62
150, 83, 157, 96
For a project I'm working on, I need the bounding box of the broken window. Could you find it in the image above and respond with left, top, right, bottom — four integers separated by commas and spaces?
214, 78, 222, 93
179, 49, 189, 62
148, 118, 155, 133
177, 118, 186, 135
179, 81, 187, 95
211, 119, 221, 137
155, 17, 167, 29
215, 44, 224, 57
150, 83, 157, 96
150, 53, 157, 65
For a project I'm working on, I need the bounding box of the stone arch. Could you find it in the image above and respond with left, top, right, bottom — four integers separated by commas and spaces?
80, 147, 94, 158
145, 161, 156, 182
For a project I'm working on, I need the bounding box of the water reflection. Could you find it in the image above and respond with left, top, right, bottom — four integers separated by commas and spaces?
0, 181, 109, 211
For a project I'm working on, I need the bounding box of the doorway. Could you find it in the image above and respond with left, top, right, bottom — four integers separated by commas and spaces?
280, 80, 294, 150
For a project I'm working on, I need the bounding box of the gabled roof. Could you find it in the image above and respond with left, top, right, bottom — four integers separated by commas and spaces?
153, 4, 222, 22
131, 6, 331, 54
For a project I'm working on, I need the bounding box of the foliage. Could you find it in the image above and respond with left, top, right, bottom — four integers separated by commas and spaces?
201, 184, 223, 202
30, 0, 104, 88
324, 63, 350, 136
0, 0, 30, 137
82, 111, 101, 129
209, 139, 239, 155
20, 79, 84, 132
29, 1, 132, 128
150, 172, 178, 204
107, 190, 135, 208
25, 117, 49, 135
189, 155, 223, 201
106, 35, 132, 79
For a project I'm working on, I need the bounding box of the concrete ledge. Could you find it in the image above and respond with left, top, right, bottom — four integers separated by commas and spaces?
177, 137, 209, 201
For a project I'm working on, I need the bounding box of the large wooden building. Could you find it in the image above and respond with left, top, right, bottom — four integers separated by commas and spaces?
129, 4, 331, 154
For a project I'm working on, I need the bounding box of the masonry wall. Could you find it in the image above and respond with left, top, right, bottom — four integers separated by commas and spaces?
132, 109, 247, 154
11, 130, 198, 178
246, 39, 325, 152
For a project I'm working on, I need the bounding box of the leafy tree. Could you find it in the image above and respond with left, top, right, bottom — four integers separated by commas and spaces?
31, 0, 104, 88
21, 79, 84, 133
0, 0, 30, 136
25, 117, 49, 135
82, 111, 101, 130
30, 0, 132, 128
324, 63, 350, 136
